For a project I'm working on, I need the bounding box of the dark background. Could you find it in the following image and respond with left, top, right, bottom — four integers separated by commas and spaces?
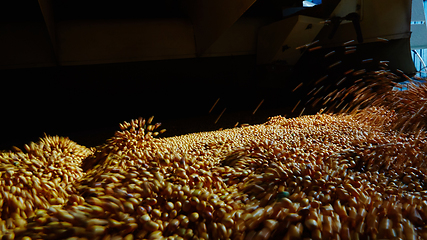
0, 1, 414, 150
0, 55, 305, 150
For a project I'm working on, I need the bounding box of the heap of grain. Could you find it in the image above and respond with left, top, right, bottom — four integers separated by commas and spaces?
0, 108, 422, 240
0, 136, 93, 239
2, 79, 427, 239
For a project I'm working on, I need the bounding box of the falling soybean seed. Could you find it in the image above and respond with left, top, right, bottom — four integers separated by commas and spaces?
328, 61, 342, 69
252, 99, 264, 115
396, 69, 405, 75
209, 98, 220, 114
293, 83, 304, 92
297, 40, 320, 49
309, 46, 323, 52
345, 46, 357, 50
307, 88, 317, 96
316, 75, 328, 85
299, 107, 306, 117
292, 100, 301, 113
295, 44, 307, 50
312, 98, 322, 107
214, 108, 226, 124
353, 69, 366, 76
345, 49, 357, 55
336, 77, 347, 86
307, 40, 320, 47
324, 51, 335, 58
362, 58, 373, 64
343, 40, 355, 46
344, 69, 354, 75
313, 86, 324, 96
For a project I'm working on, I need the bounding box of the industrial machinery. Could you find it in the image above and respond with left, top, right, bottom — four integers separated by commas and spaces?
0, 0, 418, 73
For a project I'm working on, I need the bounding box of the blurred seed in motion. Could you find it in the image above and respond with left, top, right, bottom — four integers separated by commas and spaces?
345, 49, 356, 54
325, 51, 335, 58
209, 98, 220, 114
215, 108, 226, 124
316, 75, 328, 85
344, 69, 354, 75
343, 40, 355, 45
362, 58, 373, 64
328, 61, 342, 69
147, 116, 154, 124
309, 46, 323, 52
293, 83, 303, 92
353, 69, 366, 76
299, 107, 306, 117
253, 99, 264, 115
336, 77, 347, 86
292, 100, 301, 113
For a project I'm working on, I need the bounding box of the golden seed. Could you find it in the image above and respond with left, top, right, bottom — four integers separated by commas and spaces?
109, 219, 122, 228
189, 212, 199, 222
139, 214, 151, 223
144, 221, 159, 232
87, 218, 109, 227
169, 209, 178, 219
123, 202, 134, 213
168, 219, 180, 230
152, 209, 161, 219
57, 210, 74, 222
146, 198, 157, 206
147, 230, 163, 240
287, 213, 302, 223
165, 202, 174, 211
88, 225, 106, 236
263, 219, 278, 231
124, 234, 134, 240
3, 92, 427, 240
181, 218, 190, 228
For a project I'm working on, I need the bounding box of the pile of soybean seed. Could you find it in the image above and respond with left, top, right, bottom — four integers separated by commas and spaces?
1, 105, 427, 240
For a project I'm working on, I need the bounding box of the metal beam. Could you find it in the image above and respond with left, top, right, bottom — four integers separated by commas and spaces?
257, 15, 324, 65
183, 0, 257, 56
38, 0, 58, 62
